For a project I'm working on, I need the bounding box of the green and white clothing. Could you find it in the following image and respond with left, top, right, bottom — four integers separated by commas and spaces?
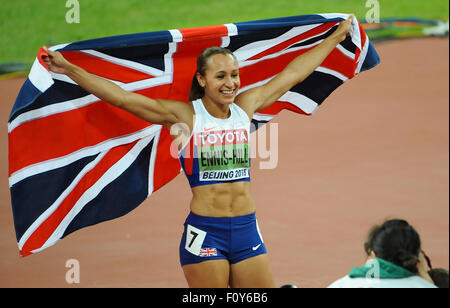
328, 258, 437, 288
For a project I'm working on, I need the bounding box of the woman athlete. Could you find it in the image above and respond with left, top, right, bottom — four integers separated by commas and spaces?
43, 15, 354, 288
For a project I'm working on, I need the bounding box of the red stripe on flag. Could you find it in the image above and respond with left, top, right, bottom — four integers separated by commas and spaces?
61, 51, 154, 83
180, 25, 229, 41
37, 47, 50, 72
321, 48, 357, 79
260, 101, 309, 116
152, 126, 181, 192
20, 141, 137, 256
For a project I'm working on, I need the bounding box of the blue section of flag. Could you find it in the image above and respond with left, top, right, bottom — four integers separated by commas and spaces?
62, 139, 154, 238
11, 154, 100, 242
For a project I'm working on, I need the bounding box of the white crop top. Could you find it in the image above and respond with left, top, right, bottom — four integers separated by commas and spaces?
178, 99, 251, 187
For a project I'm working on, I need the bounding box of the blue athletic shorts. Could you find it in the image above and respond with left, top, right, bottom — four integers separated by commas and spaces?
179, 212, 267, 266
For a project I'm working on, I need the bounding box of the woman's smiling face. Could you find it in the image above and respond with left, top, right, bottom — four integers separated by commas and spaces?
196, 53, 240, 106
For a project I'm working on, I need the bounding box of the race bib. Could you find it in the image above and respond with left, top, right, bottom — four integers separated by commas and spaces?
185, 224, 207, 256
195, 129, 250, 182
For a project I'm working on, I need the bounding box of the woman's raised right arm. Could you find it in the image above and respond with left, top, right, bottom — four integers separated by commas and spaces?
42, 48, 192, 127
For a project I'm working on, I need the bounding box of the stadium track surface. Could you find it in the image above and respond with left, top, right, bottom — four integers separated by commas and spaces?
0, 38, 448, 287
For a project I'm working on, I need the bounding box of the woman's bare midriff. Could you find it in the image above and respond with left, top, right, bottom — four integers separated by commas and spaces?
190, 181, 256, 217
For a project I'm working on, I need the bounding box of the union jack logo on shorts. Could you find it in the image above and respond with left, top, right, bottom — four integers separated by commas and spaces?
200, 248, 218, 257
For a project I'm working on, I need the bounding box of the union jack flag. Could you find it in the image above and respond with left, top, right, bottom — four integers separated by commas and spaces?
200, 248, 218, 257
8, 14, 380, 257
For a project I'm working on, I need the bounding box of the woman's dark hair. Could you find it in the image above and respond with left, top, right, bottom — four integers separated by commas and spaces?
188, 46, 237, 101
364, 219, 421, 273
428, 268, 449, 288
